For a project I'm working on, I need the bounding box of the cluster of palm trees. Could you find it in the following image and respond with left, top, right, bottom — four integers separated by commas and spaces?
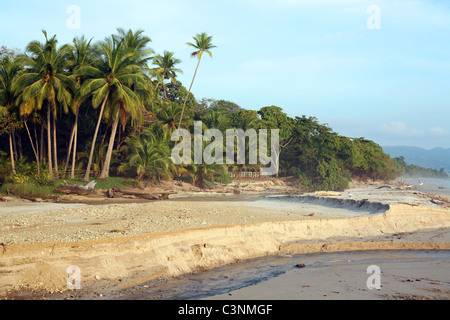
0, 28, 216, 184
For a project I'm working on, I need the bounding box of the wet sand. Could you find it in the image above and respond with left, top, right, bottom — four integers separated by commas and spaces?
118, 250, 450, 301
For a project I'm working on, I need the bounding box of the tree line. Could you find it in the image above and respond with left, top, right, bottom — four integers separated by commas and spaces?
1, 29, 401, 192
393, 157, 449, 179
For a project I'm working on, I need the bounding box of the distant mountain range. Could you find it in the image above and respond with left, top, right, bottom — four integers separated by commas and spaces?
382, 146, 450, 173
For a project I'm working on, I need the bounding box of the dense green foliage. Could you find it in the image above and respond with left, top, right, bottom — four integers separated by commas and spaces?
394, 156, 449, 179
1, 29, 404, 193
280, 116, 400, 191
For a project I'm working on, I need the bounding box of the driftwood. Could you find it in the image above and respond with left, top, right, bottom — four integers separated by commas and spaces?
54, 180, 175, 200
108, 186, 176, 200
54, 181, 97, 195
315, 191, 341, 197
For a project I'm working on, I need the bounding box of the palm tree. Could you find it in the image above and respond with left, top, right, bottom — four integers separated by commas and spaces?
116, 28, 153, 67
119, 127, 175, 181
228, 110, 260, 178
64, 36, 94, 178
179, 135, 227, 188
154, 101, 183, 130
0, 55, 23, 175
78, 29, 151, 181
177, 32, 216, 130
201, 110, 230, 132
99, 29, 153, 180
151, 51, 182, 99
13, 31, 75, 179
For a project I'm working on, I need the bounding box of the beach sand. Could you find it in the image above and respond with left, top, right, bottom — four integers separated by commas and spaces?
204, 250, 450, 301
0, 179, 449, 300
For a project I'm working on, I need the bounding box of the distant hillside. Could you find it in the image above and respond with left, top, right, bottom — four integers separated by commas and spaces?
382, 146, 450, 173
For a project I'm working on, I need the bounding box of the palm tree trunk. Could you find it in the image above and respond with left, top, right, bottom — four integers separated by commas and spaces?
64, 108, 79, 178
99, 126, 109, 167
64, 122, 76, 178
39, 123, 44, 162
70, 111, 79, 179
47, 105, 53, 178
9, 133, 16, 175
52, 113, 59, 179
24, 121, 41, 178
162, 84, 168, 100
16, 132, 23, 160
178, 57, 202, 130
99, 106, 120, 180
11, 130, 17, 162
161, 70, 168, 99
34, 124, 41, 177
83, 91, 110, 182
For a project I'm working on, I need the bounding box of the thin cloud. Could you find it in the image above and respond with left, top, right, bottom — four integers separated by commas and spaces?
379, 122, 447, 139
379, 121, 423, 137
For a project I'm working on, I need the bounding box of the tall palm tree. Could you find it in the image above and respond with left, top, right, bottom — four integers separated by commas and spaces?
116, 28, 153, 67
151, 51, 182, 99
99, 29, 153, 180
0, 55, 23, 175
64, 36, 94, 178
177, 32, 216, 130
13, 31, 75, 179
78, 29, 151, 181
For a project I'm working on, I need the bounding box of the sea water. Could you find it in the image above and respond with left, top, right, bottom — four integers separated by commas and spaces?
402, 177, 450, 195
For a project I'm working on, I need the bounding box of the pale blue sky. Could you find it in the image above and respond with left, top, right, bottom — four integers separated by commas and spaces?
1, 0, 449, 149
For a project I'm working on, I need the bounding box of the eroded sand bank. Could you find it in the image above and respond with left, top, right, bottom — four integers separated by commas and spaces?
0, 185, 449, 299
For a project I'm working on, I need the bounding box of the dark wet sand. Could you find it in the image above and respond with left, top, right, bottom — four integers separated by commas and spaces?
204, 250, 450, 300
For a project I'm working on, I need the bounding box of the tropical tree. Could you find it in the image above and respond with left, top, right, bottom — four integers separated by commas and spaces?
201, 109, 230, 132
0, 55, 23, 175
153, 101, 183, 130
225, 110, 260, 178
177, 32, 216, 130
13, 31, 76, 179
119, 127, 175, 181
100, 29, 153, 180
64, 36, 95, 178
151, 51, 182, 99
186, 159, 228, 188
229, 109, 259, 131
257, 106, 295, 177
78, 29, 152, 181
183, 136, 228, 188
75, 140, 109, 177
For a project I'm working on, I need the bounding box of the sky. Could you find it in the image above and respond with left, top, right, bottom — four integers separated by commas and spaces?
1, 0, 449, 149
